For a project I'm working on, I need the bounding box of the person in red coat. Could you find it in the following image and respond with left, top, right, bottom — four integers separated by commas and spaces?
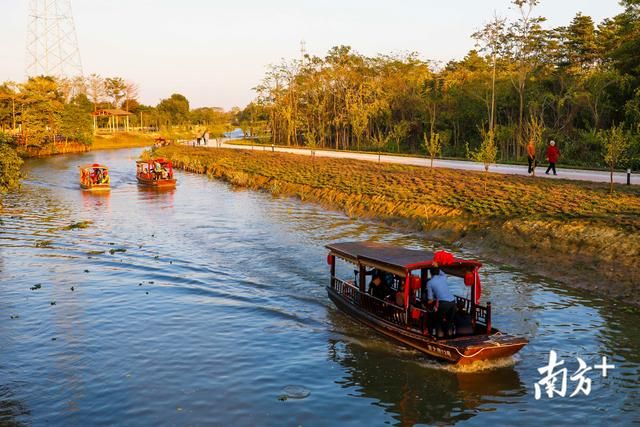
545, 140, 560, 175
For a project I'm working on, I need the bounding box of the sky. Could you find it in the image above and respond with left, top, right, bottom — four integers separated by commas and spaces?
0, 0, 625, 110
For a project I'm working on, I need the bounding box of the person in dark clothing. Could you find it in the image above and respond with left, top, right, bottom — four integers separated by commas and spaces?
545, 140, 560, 175
427, 266, 456, 338
369, 274, 392, 300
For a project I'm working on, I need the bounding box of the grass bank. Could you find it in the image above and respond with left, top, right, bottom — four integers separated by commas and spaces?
155, 145, 640, 306
92, 133, 156, 150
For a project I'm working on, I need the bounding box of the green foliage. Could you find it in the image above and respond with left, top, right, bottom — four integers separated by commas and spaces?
599, 124, 631, 192
248, 3, 640, 168
157, 94, 190, 126
0, 142, 23, 193
469, 128, 498, 172
60, 95, 94, 145
422, 131, 443, 168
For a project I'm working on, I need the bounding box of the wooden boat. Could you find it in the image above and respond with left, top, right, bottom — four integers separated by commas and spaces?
79, 164, 110, 191
326, 241, 528, 365
136, 158, 176, 188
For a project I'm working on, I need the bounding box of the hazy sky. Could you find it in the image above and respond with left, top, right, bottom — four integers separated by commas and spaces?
0, 0, 624, 109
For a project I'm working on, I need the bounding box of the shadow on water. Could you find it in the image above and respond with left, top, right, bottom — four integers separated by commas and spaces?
325, 308, 525, 426
0, 385, 30, 426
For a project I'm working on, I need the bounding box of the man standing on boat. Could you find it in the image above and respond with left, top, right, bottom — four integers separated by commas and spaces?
427, 266, 456, 338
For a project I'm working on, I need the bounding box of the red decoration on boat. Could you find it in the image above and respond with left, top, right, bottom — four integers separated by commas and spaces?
410, 275, 421, 291
464, 269, 482, 304
433, 250, 454, 266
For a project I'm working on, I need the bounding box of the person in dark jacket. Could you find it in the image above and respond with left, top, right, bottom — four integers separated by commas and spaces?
369, 274, 392, 300
545, 140, 560, 175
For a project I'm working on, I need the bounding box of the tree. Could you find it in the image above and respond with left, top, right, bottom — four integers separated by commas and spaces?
87, 74, 105, 112
60, 94, 94, 145
0, 139, 23, 194
104, 77, 127, 109
20, 76, 64, 146
123, 81, 139, 112
0, 81, 20, 130
505, 0, 547, 158
600, 124, 631, 193
472, 13, 507, 136
470, 127, 498, 172
157, 94, 190, 126
371, 128, 390, 163
423, 131, 443, 169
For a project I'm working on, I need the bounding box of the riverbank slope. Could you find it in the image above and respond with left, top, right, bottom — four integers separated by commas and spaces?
155, 145, 640, 306
15, 133, 155, 158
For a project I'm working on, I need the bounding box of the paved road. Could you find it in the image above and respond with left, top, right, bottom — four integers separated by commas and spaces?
189, 138, 638, 186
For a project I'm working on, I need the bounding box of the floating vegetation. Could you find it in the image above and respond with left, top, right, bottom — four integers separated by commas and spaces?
34, 240, 53, 248
84, 269, 89, 273
278, 385, 310, 401
109, 248, 127, 255
50, 301, 56, 306
70, 286, 75, 291
87, 250, 105, 255
63, 220, 92, 230
30, 283, 42, 291
10, 315, 19, 319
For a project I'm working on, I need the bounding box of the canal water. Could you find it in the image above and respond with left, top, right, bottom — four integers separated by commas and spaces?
1, 148, 638, 426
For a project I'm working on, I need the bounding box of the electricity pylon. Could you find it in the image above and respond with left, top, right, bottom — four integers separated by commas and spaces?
26, 0, 83, 78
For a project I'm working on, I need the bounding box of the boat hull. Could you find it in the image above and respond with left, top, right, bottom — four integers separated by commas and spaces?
80, 183, 110, 191
328, 286, 527, 365
136, 176, 177, 188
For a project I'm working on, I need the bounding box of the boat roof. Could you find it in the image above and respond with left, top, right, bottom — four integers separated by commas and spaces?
79, 164, 108, 169
136, 158, 171, 164
326, 241, 481, 277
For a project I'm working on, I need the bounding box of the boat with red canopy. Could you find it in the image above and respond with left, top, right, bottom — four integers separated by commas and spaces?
79, 164, 110, 191
136, 158, 176, 188
326, 241, 528, 365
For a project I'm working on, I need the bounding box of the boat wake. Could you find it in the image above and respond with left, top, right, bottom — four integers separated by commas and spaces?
416, 354, 518, 373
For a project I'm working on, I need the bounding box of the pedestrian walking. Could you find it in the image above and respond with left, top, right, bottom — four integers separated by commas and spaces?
202, 130, 209, 146
545, 140, 560, 175
527, 140, 536, 175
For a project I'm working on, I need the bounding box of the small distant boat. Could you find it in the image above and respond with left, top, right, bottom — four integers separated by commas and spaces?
79, 164, 110, 191
136, 158, 176, 188
326, 241, 528, 365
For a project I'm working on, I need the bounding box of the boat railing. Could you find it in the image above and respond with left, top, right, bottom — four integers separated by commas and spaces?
455, 295, 491, 332
331, 277, 405, 326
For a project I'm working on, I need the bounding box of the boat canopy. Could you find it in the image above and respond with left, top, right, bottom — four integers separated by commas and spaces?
137, 158, 171, 165
79, 164, 108, 170
326, 241, 481, 278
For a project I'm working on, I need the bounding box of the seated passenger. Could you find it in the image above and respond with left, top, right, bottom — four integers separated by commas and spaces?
427, 266, 456, 338
369, 274, 392, 300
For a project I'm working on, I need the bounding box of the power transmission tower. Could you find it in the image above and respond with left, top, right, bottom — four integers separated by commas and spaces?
26, 0, 83, 78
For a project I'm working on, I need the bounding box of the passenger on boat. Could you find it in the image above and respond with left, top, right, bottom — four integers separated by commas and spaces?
154, 161, 162, 180
428, 267, 456, 338
369, 274, 392, 300
95, 168, 103, 184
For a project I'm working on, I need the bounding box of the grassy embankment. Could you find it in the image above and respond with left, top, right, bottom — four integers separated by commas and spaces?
155, 145, 640, 305
15, 133, 156, 158
91, 133, 156, 150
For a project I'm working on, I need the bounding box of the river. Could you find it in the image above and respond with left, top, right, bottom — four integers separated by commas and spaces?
1, 148, 638, 426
